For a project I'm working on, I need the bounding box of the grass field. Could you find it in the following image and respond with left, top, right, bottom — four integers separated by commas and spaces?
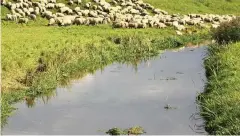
1, 0, 240, 133
199, 42, 240, 135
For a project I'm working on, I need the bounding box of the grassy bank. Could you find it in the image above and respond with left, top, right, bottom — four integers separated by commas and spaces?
145, 0, 240, 15
198, 42, 240, 135
1, 24, 210, 127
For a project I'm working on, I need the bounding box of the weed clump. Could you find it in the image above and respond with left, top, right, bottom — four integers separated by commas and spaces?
212, 17, 240, 44
106, 126, 145, 135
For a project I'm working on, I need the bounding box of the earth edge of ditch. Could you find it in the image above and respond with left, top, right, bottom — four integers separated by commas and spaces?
1, 32, 211, 131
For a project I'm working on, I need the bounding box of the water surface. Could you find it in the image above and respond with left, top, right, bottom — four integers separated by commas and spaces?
2, 46, 207, 135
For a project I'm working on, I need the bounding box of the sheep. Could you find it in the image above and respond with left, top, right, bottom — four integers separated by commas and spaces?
14, 13, 22, 18
81, 10, 90, 16
89, 11, 98, 17
28, 8, 34, 13
40, 0, 48, 4
48, 18, 56, 25
34, 7, 40, 15
68, 0, 73, 5
48, 0, 56, 3
56, 12, 65, 17
176, 31, 183, 35
175, 25, 185, 31
15, 3, 21, 8
128, 22, 138, 28
74, 17, 86, 25
60, 16, 76, 26
155, 22, 166, 28
18, 17, 29, 23
55, 3, 65, 8
113, 21, 128, 28
5, 14, 13, 21
92, 5, 98, 10
10, 3, 17, 10
97, 5, 103, 11
46, 3, 55, 9
85, 2, 91, 9
29, 14, 37, 20
22, 8, 29, 14
137, 23, 147, 28
60, 7, 70, 13
32, 2, 41, 8
42, 11, 53, 19
172, 21, 179, 27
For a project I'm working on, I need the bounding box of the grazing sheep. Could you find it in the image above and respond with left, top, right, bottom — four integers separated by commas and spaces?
85, 2, 91, 8
175, 25, 185, 31
18, 17, 29, 23
34, 7, 40, 15
74, 17, 86, 25
42, 11, 53, 19
28, 8, 34, 13
60, 17, 73, 26
5, 14, 13, 21
55, 3, 65, 8
46, 3, 55, 9
60, 7, 70, 13
176, 31, 183, 35
10, 3, 17, 10
48, 17, 56, 25
68, 0, 73, 5
56, 12, 65, 17
89, 11, 98, 17
29, 14, 37, 20
48, 0, 56, 3
155, 22, 166, 28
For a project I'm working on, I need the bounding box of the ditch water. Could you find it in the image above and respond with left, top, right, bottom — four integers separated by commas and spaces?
2, 46, 208, 135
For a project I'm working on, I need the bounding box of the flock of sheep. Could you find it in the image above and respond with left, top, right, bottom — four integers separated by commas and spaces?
2, 0, 237, 33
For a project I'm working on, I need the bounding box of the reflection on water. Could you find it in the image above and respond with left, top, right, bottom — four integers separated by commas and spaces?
3, 46, 208, 135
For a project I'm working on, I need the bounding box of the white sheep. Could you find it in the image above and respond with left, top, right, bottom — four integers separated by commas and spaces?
56, 12, 65, 17
74, 17, 87, 25
34, 7, 40, 15
55, 3, 65, 8
68, 0, 73, 5
48, 18, 56, 25
46, 3, 55, 9
74, 7, 81, 12
29, 14, 37, 20
48, 0, 56, 3
18, 17, 29, 23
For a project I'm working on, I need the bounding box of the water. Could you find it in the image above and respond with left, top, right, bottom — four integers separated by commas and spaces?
2, 46, 208, 135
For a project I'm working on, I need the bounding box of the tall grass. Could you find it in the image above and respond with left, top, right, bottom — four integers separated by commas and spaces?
198, 42, 240, 135
1, 26, 210, 127
144, 0, 240, 15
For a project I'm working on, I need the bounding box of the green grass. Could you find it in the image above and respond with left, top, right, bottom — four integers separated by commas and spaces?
198, 42, 240, 135
1, 22, 210, 127
145, 0, 240, 15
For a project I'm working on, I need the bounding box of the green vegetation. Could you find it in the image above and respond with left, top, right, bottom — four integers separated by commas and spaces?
198, 18, 240, 135
145, 0, 240, 15
199, 42, 240, 135
1, 23, 210, 127
212, 17, 240, 44
106, 126, 145, 135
